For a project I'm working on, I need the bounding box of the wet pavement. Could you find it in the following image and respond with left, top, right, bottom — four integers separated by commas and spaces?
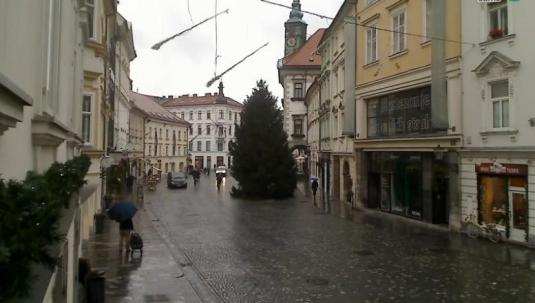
83, 201, 207, 302
90, 174, 535, 302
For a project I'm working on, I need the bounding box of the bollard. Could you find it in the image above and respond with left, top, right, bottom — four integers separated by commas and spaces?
85, 270, 105, 303
94, 213, 106, 234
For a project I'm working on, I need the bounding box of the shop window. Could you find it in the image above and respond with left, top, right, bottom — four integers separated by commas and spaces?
480, 176, 508, 225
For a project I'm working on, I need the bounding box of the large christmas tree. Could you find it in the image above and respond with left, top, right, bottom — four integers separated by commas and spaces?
230, 80, 297, 199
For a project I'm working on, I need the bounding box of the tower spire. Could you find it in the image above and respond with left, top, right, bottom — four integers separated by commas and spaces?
288, 0, 303, 22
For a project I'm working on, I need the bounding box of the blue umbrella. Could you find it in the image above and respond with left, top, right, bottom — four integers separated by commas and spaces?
107, 201, 138, 222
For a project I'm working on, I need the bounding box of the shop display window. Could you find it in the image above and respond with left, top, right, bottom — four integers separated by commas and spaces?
480, 176, 508, 226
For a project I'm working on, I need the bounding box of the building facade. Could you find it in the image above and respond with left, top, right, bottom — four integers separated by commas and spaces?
0, 0, 111, 301
130, 92, 189, 176
278, 0, 324, 173
161, 83, 243, 170
354, 0, 462, 226
314, 0, 357, 216
460, 0, 535, 245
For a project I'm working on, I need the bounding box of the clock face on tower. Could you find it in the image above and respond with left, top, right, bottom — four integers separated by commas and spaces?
287, 37, 296, 47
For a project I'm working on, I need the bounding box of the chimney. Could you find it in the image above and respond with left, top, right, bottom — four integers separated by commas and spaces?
193, 94, 198, 97
205, 93, 212, 96
167, 95, 173, 99
181, 94, 189, 97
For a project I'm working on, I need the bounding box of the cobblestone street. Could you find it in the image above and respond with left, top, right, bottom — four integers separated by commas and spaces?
132, 174, 535, 303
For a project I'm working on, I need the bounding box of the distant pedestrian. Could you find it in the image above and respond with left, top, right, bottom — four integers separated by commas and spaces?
119, 218, 134, 253
311, 179, 319, 204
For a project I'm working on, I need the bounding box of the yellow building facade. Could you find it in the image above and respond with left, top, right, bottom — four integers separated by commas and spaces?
354, 0, 463, 227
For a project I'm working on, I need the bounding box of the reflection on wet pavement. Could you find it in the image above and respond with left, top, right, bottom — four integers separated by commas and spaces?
104, 174, 535, 302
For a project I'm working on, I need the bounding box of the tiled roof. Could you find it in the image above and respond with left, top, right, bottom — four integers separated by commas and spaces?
129, 91, 189, 125
161, 94, 243, 108
281, 29, 325, 68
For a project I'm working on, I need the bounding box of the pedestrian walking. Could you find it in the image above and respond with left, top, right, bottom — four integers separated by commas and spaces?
119, 218, 133, 253
216, 174, 223, 191
311, 179, 319, 205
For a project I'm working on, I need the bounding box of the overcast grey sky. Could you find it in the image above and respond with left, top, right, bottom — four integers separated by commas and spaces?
118, 0, 344, 104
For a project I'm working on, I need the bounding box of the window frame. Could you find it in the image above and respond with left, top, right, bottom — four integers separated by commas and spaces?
391, 8, 407, 54
294, 82, 304, 99
488, 1, 508, 37
86, 0, 96, 40
423, 0, 432, 42
489, 79, 510, 130
198, 111, 202, 120
206, 140, 211, 151
197, 141, 202, 152
365, 21, 378, 64
293, 118, 303, 135
82, 93, 93, 145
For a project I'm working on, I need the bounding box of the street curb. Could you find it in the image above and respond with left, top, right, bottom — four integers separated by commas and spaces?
144, 204, 222, 303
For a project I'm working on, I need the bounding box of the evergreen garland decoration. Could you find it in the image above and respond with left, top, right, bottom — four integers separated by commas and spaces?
0, 154, 90, 302
230, 80, 297, 199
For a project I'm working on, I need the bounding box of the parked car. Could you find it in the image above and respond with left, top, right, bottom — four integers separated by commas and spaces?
216, 166, 227, 177
167, 172, 188, 188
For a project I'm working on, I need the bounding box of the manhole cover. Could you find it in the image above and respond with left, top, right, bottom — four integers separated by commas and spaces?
352, 250, 375, 256
306, 277, 329, 286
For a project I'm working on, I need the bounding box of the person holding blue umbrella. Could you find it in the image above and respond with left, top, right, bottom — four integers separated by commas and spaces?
107, 200, 138, 253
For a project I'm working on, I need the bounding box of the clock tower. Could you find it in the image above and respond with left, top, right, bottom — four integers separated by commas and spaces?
284, 0, 307, 56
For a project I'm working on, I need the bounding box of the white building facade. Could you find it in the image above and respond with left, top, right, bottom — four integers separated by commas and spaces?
161, 84, 243, 170
0, 0, 109, 301
460, 0, 535, 245
278, 1, 324, 174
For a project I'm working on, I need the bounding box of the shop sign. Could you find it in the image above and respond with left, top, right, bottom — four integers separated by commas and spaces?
476, 163, 528, 176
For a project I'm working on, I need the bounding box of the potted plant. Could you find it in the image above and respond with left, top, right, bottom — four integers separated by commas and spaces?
489, 28, 504, 39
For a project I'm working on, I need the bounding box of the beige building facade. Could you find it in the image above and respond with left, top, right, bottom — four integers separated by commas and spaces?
130, 92, 190, 176
354, 0, 462, 226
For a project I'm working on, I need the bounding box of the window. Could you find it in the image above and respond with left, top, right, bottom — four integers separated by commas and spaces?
217, 141, 223, 152
207, 125, 211, 135
148, 127, 152, 138
229, 125, 232, 136
166, 129, 169, 140
488, 1, 508, 38
189, 141, 193, 151
148, 144, 152, 155
181, 112, 184, 119
218, 126, 224, 137
198, 125, 202, 135
207, 111, 211, 120
189, 111, 193, 120
367, 0, 377, 5
166, 145, 169, 156
206, 141, 211, 151
366, 22, 378, 63
424, 0, 432, 39
490, 80, 510, 129
86, 0, 95, 39
294, 82, 304, 99
392, 9, 406, 53
178, 131, 181, 140
189, 126, 193, 135
219, 110, 224, 119
197, 141, 202, 151
198, 111, 202, 120
159, 128, 162, 137
234, 112, 237, 123
229, 111, 232, 120
82, 95, 92, 143
293, 119, 303, 135
184, 146, 188, 156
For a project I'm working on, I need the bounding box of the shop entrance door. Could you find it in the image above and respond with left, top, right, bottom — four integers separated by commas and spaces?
508, 188, 527, 242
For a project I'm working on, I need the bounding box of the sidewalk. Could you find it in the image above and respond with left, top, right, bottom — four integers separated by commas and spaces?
83, 204, 204, 303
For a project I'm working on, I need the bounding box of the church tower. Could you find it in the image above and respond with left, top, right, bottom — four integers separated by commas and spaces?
284, 0, 307, 56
